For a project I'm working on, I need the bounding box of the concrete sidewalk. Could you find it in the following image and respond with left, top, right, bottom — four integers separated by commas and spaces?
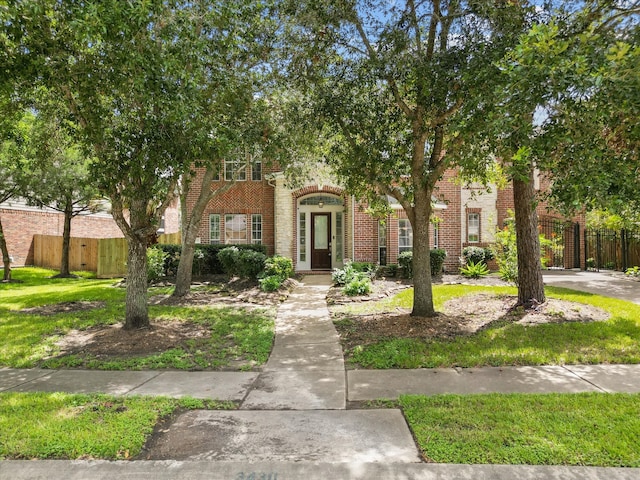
2, 273, 640, 479
3, 364, 640, 400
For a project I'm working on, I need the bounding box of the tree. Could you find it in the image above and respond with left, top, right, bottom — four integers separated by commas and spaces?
285, 0, 533, 316
170, 0, 286, 298
0, 110, 30, 282
19, 99, 100, 278
4, 1, 220, 328
540, 11, 640, 216
492, 1, 640, 305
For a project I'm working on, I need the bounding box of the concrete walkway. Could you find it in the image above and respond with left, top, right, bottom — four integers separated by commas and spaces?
543, 269, 640, 304
2, 273, 640, 479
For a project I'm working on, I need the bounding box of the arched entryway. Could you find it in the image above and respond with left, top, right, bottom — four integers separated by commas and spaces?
297, 193, 345, 271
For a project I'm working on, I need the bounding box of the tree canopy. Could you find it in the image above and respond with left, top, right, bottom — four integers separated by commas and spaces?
283, 0, 542, 315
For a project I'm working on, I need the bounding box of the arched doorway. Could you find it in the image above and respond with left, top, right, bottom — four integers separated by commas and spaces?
297, 194, 345, 271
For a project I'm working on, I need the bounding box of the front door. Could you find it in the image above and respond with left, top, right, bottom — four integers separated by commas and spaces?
311, 213, 331, 270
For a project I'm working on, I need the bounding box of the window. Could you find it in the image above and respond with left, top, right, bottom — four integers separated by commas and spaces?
468, 212, 480, 243
398, 219, 413, 254
433, 224, 439, 248
336, 212, 343, 263
252, 159, 262, 181
224, 158, 246, 181
378, 220, 387, 265
225, 214, 247, 243
299, 212, 306, 262
251, 214, 262, 244
209, 214, 220, 244
300, 195, 343, 206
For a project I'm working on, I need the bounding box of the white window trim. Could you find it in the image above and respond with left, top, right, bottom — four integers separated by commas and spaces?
209, 214, 221, 244
251, 214, 262, 244
468, 212, 480, 243
398, 218, 413, 254
224, 158, 247, 181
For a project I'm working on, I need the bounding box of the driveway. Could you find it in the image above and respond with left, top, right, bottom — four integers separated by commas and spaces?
543, 270, 640, 305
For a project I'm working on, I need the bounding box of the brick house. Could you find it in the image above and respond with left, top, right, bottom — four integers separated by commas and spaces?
186, 163, 585, 274
1, 198, 180, 267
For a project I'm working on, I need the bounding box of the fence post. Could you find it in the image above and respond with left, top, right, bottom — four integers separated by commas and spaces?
573, 223, 580, 269
621, 229, 628, 272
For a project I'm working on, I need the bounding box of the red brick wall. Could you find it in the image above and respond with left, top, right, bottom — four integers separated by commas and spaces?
435, 169, 462, 272
352, 201, 378, 263
187, 166, 277, 255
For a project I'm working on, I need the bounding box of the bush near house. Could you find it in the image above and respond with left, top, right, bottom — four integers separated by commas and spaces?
461, 246, 494, 266
259, 256, 294, 292
218, 247, 267, 279
155, 244, 267, 277
332, 261, 374, 296
398, 249, 447, 278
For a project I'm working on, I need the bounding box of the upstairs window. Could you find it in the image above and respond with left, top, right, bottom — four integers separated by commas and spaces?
224, 158, 246, 181
252, 159, 262, 181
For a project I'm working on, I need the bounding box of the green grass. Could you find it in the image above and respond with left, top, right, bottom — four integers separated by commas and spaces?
0, 268, 275, 370
342, 284, 640, 368
400, 392, 640, 466
0, 392, 234, 460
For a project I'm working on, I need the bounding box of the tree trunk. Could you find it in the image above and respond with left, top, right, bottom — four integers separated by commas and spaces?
0, 215, 11, 282
411, 189, 436, 317
173, 227, 198, 297
513, 169, 545, 307
59, 201, 73, 277
118, 199, 152, 330
124, 233, 150, 329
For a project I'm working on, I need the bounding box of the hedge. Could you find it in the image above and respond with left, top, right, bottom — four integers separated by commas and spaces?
156, 244, 267, 277
397, 249, 447, 278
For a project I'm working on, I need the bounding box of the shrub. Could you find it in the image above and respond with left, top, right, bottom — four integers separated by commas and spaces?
155, 243, 267, 276
626, 266, 640, 278
236, 249, 267, 279
262, 255, 293, 280
461, 246, 494, 266
147, 246, 168, 284
350, 262, 376, 274
397, 249, 446, 278
218, 246, 240, 275
259, 275, 283, 292
398, 251, 413, 278
332, 263, 359, 286
343, 276, 372, 296
430, 248, 447, 276
258, 256, 294, 292
459, 261, 490, 279
379, 264, 398, 277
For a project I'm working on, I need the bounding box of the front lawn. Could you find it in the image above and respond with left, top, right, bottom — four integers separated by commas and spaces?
0, 392, 233, 460
0, 268, 275, 370
332, 284, 640, 368
400, 392, 640, 467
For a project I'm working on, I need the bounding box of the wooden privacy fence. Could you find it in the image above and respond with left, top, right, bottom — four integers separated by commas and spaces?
34, 232, 181, 278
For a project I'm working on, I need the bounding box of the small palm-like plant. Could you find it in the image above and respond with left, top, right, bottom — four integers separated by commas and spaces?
459, 261, 490, 279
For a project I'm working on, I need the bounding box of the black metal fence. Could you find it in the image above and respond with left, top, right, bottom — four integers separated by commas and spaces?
584, 228, 640, 271
538, 217, 580, 269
